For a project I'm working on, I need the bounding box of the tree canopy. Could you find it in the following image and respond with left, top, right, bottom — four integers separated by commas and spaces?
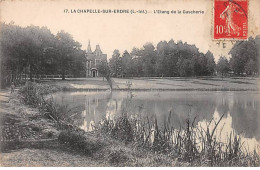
229, 36, 260, 75
108, 40, 216, 77
0, 22, 86, 87
216, 56, 229, 78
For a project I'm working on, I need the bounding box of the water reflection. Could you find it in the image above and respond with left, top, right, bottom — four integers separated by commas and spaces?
198, 110, 259, 152
52, 91, 260, 151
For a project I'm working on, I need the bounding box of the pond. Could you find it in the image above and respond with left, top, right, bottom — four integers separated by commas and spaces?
52, 90, 260, 152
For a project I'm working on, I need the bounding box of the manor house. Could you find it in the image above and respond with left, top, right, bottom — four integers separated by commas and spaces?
85, 41, 107, 77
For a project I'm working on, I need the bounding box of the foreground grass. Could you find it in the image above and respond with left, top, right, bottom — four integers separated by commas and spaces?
96, 113, 260, 166
1, 82, 259, 166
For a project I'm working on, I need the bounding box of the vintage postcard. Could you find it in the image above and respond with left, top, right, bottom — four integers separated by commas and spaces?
0, 0, 260, 167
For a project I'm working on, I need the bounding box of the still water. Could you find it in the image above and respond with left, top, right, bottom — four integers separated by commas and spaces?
52, 90, 260, 151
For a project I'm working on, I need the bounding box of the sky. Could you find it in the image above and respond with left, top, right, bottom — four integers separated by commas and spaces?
1, 0, 260, 61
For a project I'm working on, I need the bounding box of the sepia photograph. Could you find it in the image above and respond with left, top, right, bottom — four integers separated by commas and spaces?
0, 0, 260, 167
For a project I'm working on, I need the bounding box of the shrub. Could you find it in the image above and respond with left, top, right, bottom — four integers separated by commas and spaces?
58, 129, 103, 156
108, 149, 129, 166
111, 113, 133, 144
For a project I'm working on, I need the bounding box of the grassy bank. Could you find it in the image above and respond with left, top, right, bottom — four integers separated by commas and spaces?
41, 77, 259, 91
1, 82, 259, 166
0, 82, 177, 166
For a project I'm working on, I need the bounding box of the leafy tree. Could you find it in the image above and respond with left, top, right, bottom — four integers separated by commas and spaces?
0, 22, 87, 88
109, 49, 121, 77
0, 23, 56, 84
141, 43, 156, 76
55, 31, 81, 80
177, 58, 193, 77
121, 50, 132, 77
70, 49, 86, 77
130, 47, 143, 77
0, 23, 24, 86
109, 40, 218, 78
244, 59, 257, 76
217, 56, 229, 79
25, 26, 57, 79
155, 41, 169, 76
229, 36, 259, 75
205, 51, 216, 76
97, 59, 109, 80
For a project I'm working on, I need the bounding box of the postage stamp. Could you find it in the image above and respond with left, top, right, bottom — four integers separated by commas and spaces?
214, 0, 248, 40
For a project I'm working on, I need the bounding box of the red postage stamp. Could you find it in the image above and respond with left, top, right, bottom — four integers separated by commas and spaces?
214, 0, 248, 40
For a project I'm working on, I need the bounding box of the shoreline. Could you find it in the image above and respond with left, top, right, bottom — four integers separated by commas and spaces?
59, 87, 260, 92
39, 77, 259, 92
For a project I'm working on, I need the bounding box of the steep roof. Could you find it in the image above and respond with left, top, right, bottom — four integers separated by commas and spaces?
94, 44, 102, 55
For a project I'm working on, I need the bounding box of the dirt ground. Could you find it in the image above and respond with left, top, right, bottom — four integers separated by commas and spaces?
0, 89, 65, 166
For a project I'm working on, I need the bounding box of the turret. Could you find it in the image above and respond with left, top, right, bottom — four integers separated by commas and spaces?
87, 40, 92, 53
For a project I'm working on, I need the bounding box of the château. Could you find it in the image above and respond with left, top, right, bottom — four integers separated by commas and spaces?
85, 41, 107, 77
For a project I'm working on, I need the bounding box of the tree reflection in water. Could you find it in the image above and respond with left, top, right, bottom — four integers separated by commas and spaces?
52, 90, 260, 152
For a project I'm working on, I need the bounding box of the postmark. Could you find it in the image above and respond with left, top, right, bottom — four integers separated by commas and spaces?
214, 0, 248, 40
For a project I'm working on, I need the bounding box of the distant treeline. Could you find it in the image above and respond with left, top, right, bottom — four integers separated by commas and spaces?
108, 36, 260, 78
109, 41, 216, 77
1, 22, 259, 88
0, 22, 86, 88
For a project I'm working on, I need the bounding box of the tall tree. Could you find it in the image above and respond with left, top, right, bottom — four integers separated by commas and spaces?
121, 50, 132, 77
229, 36, 259, 75
70, 49, 86, 77
97, 59, 109, 80
217, 56, 229, 79
141, 43, 156, 76
130, 47, 143, 77
205, 51, 216, 76
244, 59, 257, 76
0, 22, 91, 88
109, 49, 121, 77
55, 31, 81, 80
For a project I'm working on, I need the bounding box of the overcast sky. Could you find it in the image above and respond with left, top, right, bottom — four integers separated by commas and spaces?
1, 0, 260, 60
